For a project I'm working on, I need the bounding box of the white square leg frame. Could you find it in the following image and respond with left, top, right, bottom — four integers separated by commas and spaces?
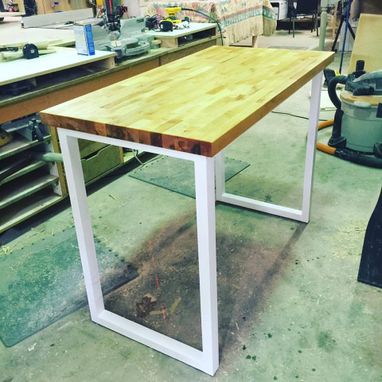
215, 72, 323, 223
57, 72, 322, 376
59, 128, 219, 375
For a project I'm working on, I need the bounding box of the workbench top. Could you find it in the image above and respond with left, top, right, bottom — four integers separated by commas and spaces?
0, 37, 217, 110
41, 46, 334, 156
0, 48, 115, 86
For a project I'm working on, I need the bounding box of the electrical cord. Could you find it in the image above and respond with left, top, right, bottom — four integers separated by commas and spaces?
271, 110, 327, 122
180, 7, 224, 46
133, 149, 143, 165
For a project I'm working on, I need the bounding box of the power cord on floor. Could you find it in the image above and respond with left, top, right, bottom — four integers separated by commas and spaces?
133, 150, 143, 165
271, 110, 327, 122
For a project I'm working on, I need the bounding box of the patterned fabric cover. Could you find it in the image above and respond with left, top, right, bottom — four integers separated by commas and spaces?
143, 0, 276, 45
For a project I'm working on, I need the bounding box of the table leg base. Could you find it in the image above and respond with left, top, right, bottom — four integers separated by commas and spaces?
94, 309, 216, 375
217, 192, 306, 222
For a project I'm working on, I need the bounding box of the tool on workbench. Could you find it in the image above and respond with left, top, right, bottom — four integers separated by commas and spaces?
22, 43, 39, 59
94, 0, 126, 32
164, 7, 182, 24
150, 6, 224, 45
93, 17, 150, 60
159, 20, 173, 32
317, 61, 382, 168
1, 115, 47, 141
158, 7, 191, 31
0, 128, 12, 147
101, 0, 121, 31
0, 43, 55, 61
145, 15, 161, 30
0, 114, 63, 185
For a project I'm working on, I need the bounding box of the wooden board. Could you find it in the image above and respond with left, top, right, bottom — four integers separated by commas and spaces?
349, 14, 382, 73
0, 47, 115, 86
0, 22, 75, 46
21, 8, 92, 28
41, 46, 334, 157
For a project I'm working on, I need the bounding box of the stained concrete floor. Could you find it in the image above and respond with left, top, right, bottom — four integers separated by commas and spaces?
1, 35, 382, 382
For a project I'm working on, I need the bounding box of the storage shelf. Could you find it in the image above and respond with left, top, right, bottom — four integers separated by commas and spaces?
0, 191, 63, 234
0, 135, 50, 160
0, 174, 58, 209
0, 160, 46, 186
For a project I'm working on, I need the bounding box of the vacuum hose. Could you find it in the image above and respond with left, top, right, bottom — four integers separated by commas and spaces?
327, 75, 347, 109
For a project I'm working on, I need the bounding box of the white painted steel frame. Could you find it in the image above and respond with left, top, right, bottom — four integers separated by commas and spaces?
57, 71, 323, 376
58, 128, 219, 376
215, 72, 323, 223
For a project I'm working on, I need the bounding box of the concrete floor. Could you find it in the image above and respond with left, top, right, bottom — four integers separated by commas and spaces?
1, 32, 382, 382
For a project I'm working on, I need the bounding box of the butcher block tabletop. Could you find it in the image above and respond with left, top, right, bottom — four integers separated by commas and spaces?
41, 46, 334, 157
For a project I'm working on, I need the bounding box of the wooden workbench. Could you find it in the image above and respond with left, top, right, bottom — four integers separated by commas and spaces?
0, 47, 115, 86
0, 35, 217, 234
0, 37, 217, 124
41, 46, 334, 376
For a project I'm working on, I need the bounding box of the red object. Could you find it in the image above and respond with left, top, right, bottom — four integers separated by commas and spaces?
161, 304, 167, 320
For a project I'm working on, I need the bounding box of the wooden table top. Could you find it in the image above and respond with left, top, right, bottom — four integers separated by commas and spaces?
41, 46, 334, 156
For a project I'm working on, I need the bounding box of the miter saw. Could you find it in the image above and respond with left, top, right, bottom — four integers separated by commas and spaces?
92, 0, 150, 60
93, 16, 151, 60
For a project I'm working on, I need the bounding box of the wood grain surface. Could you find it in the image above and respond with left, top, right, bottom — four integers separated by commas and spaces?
41, 46, 334, 156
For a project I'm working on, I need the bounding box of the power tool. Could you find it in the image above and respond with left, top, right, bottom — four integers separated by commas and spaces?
163, 7, 182, 25
159, 7, 183, 32
0, 128, 12, 148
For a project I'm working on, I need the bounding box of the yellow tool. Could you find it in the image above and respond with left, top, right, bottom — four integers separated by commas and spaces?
0, 128, 12, 147
164, 7, 182, 24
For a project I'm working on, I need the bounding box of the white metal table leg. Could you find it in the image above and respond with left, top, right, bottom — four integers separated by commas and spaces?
215, 71, 323, 223
194, 156, 219, 375
215, 151, 225, 199
57, 128, 219, 375
59, 132, 105, 319
300, 71, 324, 222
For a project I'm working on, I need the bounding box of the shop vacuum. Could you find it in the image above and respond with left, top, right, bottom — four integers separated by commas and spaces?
318, 60, 382, 168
